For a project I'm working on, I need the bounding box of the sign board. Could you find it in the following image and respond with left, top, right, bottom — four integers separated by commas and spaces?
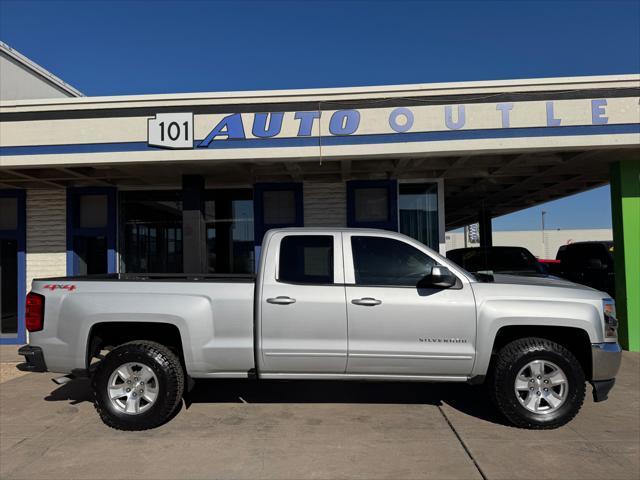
145, 96, 640, 149
148, 113, 194, 149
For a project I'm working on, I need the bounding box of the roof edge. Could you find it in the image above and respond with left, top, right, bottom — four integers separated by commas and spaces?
0, 41, 84, 98
1, 73, 639, 111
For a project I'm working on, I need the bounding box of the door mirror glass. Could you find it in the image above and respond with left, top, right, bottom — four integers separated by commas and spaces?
586, 258, 604, 270
418, 265, 457, 289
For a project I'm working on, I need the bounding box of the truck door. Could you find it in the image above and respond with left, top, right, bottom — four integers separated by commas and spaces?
258, 232, 347, 374
343, 233, 476, 377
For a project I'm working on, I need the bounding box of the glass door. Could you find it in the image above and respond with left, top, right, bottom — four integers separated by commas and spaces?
0, 190, 25, 344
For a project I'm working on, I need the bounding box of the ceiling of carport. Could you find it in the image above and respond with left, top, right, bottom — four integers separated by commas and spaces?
1, 146, 636, 230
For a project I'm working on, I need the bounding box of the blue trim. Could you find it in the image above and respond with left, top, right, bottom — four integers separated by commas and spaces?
0, 189, 26, 345
2, 124, 639, 156
67, 187, 117, 275
347, 180, 398, 231
253, 183, 303, 246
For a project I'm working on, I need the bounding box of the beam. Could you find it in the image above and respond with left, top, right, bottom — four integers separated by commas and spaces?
54, 167, 115, 187
341, 159, 352, 181
283, 162, 303, 181
5, 169, 66, 189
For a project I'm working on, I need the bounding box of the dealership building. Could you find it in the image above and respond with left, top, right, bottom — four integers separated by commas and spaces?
1, 42, 638, 351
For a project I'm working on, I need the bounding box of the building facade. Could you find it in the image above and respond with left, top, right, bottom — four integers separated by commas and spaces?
1, 47, 638, 349
0, 42, 82, 345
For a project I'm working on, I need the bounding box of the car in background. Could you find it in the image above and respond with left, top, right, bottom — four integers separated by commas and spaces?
555, 241, 615, 298
446, 246, 549, 277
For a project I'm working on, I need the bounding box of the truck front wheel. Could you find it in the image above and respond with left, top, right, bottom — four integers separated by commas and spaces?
491, 337, 585, 429
92, 340, 185, 430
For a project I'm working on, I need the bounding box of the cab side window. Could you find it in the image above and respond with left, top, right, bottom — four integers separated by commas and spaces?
279, 235, 334, 284
351, 236, 435, 286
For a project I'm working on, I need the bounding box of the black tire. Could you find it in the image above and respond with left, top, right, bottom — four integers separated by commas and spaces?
491, 337, 585, 429
92, 340, 185, 431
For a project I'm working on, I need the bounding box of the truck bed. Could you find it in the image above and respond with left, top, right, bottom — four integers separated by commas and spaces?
29, 275, 256, 377
38, 273, 256, 282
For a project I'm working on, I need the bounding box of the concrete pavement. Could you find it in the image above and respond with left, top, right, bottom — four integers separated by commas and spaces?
0, 352, 638, 480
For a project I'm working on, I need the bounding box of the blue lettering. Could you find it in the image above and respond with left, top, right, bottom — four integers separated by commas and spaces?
445, 105, 466, 130
198, 114, 246, 147
329, 110, 360, 135
546, 101, 561, 126
496, 102, 514, 128
294, 111, 321, 136
591, 99, 608, 125
389, 107, 414, 133
252, 112, 284, 138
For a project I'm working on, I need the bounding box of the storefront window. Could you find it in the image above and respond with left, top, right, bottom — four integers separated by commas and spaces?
399, 183, 439, 250
120, 191, 183, 273
67, 188, 116, 276
205, 190, 254, 274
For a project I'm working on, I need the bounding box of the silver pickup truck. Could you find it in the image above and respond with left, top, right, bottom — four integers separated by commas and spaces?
19, 228, 621, 431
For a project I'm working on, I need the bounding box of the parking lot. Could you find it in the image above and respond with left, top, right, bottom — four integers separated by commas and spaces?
0, 350, 638, 480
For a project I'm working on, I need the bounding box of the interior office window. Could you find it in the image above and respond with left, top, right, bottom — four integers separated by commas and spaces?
254, 183, 303, 246
79, 194, 108, 229
0, 197, 18, 230
354, 187, 388, 222
351, 236, 435, 286
279, 235, 333, 284
68, 190, 114, 275
263, 190, 296, 225
399, 183, 439, 250
120, 191, 183, 273
347, 180, 397, 230
205, 189, 254, 274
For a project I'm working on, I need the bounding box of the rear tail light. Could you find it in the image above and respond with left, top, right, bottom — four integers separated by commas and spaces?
26, 292, 45, 332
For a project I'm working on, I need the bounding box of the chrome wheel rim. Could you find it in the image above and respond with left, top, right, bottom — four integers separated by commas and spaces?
107, 362, 159, 415
514, 359, 568, 414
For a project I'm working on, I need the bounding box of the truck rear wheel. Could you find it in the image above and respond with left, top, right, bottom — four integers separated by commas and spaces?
92, 340, 185, 430
491, 337, 585, 429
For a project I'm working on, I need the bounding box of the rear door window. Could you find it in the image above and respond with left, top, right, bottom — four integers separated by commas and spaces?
278, 235, 334, 284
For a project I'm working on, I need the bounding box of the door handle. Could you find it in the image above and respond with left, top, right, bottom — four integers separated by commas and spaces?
266, 296, 297, 305
351, 297, 382, 306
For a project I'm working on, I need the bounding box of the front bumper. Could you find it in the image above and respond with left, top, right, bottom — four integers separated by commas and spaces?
591, 342, 622, 381
589, 342, 622, 403
17, 345, 48, 372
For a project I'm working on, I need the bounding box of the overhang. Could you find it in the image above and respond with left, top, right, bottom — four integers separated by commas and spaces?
1, 74, 638, 229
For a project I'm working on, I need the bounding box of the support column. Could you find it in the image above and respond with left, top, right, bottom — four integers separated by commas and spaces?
478, 207, 493, 247
182, 175, 206, 274
610, 160, 640, 351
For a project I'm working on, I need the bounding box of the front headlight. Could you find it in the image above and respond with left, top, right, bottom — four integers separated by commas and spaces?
603, 298, 618, 339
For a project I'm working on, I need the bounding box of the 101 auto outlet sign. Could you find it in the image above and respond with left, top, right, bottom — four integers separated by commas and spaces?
147, 97, 640, 149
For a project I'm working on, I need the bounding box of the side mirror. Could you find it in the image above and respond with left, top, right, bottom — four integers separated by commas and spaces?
587, 258, 604, 270
418, 265, 457, 289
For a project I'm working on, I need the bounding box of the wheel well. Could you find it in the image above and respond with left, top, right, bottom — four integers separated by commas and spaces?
491, 326, 593, 380
87, 322, 185, 370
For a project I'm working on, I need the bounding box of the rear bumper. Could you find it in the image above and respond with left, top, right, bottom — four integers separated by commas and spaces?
17, 345, 48, 372
591, 342, 622, 381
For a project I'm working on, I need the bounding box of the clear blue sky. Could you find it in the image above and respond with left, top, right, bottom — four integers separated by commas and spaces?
1, 0, 638, 230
